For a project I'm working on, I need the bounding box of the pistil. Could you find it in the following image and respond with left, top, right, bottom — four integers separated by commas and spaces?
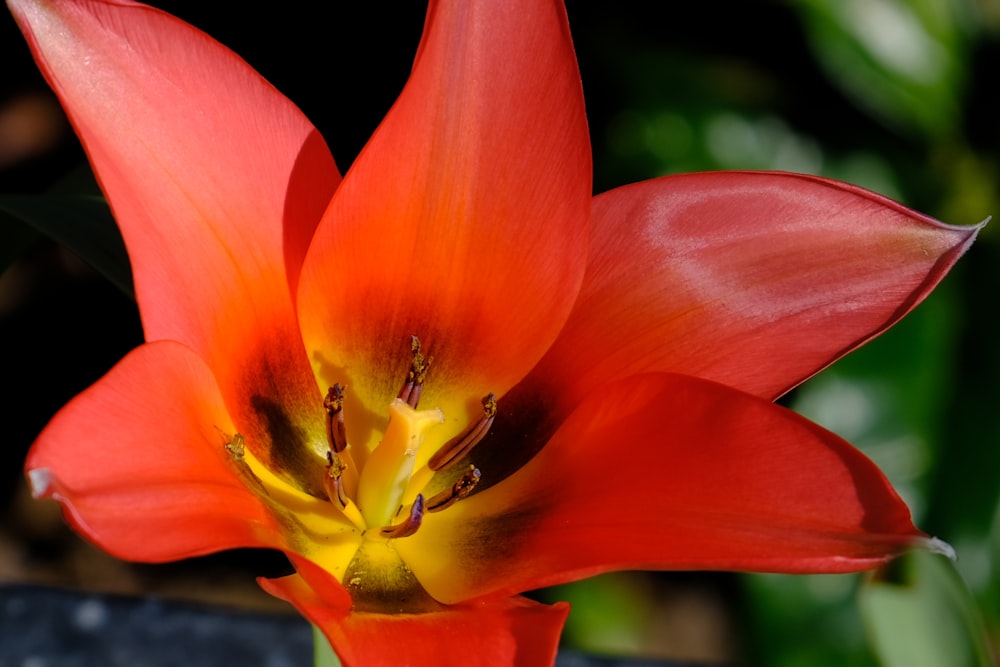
356, 399, 444, 529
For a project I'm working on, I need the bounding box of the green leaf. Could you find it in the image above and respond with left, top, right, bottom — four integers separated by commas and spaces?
0, 194, 133, 298
859, 551, 994, 667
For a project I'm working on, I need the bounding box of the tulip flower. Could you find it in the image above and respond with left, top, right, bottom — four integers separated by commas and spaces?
10, 0, 979, 665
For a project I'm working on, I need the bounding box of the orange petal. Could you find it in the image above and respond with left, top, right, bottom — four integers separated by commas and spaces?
530, 172, 981, 414
10, 0, 338, 479
261, 566, 567, 667
24, 341, 285, 562
297, 0, 591, 439
398, 373, 925, 604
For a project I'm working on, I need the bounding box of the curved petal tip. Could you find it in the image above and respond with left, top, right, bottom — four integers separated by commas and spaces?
921, 536, 957, 561
27, 467, 52, 498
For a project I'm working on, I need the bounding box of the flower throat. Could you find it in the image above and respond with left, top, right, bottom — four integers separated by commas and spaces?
322, 336, 496, 538
223, 336, 497, 611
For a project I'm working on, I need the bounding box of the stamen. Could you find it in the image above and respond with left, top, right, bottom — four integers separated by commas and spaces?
398, 335, 432, 409
324, 451, 350, 510
222, 432, 268, 496
324, 384, 348, 453
426, 465, 482, 512
427, 393, 497, 471
380, 494, 425, 538
324, 450, 367, 531
323, 384, 360, 495
224, 432, 246, 459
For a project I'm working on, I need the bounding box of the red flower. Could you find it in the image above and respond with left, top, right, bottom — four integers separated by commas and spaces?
12, 0, 978, 665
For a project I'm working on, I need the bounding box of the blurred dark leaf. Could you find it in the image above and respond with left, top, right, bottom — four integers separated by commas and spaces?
47, 161, 104, 197
0, 194, 132, 298
0, 213, 40, 274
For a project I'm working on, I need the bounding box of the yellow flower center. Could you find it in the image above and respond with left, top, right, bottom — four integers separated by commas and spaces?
222, 336, 494, 612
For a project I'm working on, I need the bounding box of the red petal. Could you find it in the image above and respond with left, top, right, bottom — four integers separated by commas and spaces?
261, 567, 567, 667
10, 0, 338, 479
531, 172, 981, 413
24, 341, 285, 562
258, 554, 353, 614
399, 373, 924, 604
297, 0, 591, 437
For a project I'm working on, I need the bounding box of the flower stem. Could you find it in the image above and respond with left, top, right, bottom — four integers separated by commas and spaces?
312, 624, 342, 667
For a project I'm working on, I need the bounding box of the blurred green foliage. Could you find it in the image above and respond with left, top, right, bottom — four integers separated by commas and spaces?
558, 1, 999, 664
860, 551, 993, 667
